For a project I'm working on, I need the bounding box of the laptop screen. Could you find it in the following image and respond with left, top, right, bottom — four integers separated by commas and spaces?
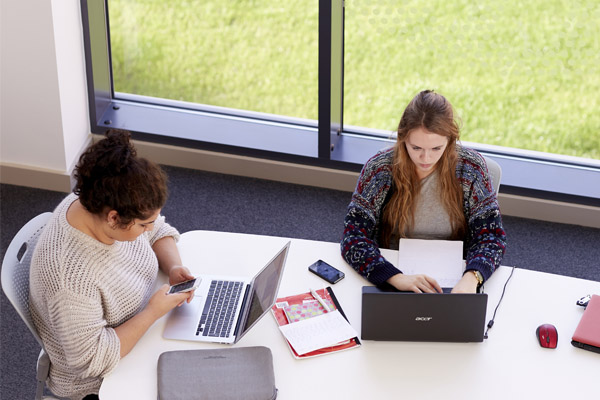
237, 242, 289, 341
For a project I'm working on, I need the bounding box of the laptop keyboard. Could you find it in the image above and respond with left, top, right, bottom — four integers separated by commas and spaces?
196, 280, 244, 338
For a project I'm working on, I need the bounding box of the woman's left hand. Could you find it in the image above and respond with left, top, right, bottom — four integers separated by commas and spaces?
451, 272, 479, 293
168, 265, 194, 285
168, 265, 196, 303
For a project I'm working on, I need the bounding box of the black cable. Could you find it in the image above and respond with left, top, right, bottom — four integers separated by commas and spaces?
483, 266, 516, 339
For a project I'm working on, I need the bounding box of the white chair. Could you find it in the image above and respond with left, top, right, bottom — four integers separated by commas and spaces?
1, 212, 63, 400
482, 155, 502, 195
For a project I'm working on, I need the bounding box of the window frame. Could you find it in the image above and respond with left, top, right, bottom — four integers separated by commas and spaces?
81, 0, 600, 206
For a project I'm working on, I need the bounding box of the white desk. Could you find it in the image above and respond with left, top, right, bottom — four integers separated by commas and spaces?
100, 231, 600, 399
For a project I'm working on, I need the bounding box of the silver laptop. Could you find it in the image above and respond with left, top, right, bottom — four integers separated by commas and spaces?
163, 241, 290, 344
361, 286, 488, 342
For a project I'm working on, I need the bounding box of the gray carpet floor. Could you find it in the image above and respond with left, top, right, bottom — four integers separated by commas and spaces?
2, 165, 599, 399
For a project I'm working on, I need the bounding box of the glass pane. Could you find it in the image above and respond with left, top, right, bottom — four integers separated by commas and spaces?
108, 0, 318, 121
345, 0, 600, 159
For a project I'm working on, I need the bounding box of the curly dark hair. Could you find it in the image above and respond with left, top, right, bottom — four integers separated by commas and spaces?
73, 129, 168, 227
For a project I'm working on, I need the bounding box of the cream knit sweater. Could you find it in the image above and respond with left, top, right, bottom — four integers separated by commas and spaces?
29, 193, 179, 399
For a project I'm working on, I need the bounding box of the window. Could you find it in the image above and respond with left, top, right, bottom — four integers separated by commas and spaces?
81, 0, 600, 205
109, 0, 318, 121
345, 0, 600, 160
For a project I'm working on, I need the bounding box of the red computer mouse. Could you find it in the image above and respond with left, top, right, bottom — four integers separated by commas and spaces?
536, 324, 558, 349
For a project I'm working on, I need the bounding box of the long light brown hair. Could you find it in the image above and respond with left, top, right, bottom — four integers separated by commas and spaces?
381, 90, 466, 246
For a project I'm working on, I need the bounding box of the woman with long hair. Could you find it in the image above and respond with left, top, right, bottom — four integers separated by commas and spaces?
341, 90, 506, 293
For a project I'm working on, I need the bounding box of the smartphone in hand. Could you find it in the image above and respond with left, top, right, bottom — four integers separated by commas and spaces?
308, 260, 345, 284
167, 277, 200, 294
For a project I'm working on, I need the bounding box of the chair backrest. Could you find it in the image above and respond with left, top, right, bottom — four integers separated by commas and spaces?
1, 212, 53, 348
482, 155, 502, 195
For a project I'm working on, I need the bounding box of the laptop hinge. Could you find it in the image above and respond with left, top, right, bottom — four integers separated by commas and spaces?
233, 283, 252, 338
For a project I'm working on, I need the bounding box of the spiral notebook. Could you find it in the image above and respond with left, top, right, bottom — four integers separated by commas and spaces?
271, 287, 361, 358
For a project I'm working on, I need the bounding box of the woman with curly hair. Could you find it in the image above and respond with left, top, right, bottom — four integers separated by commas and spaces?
30, 129, 193, 399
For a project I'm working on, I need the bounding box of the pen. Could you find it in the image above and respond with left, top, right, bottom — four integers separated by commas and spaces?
310, 288, 330, 313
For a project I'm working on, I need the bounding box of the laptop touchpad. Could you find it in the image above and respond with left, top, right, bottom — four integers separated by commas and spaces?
173, 295, 203, 317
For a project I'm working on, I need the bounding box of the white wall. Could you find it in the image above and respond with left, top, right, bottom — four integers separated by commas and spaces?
0, 0, 90, 189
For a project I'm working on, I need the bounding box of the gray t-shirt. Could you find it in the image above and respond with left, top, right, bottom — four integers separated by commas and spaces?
409, 170, 453, 239
389, 170, 453, 249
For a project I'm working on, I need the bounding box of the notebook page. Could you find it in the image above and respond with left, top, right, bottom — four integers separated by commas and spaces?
398, 238, 464, 288
278, 310, 358, 355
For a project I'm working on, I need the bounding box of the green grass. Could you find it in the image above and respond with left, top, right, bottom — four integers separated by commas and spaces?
109, 0, 600, 159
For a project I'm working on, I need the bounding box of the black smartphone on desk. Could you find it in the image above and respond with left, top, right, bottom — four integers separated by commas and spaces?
308, 260, 345, 284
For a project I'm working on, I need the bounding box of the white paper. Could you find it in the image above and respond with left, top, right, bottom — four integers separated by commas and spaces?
398, 238, 465, 288
278, 310, 358, 355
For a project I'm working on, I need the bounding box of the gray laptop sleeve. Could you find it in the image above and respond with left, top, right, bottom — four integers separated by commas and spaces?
157, 346, 277, 400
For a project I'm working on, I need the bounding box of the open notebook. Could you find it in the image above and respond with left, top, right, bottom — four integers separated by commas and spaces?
398, 238, 465, 288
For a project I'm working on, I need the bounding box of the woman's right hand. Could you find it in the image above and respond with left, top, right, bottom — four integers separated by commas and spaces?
386, 273, 442, 293
115, 284, 193, 358
146, 284, 193, 320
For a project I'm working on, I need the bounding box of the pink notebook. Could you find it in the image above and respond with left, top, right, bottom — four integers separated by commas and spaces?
571, 294, 600, 354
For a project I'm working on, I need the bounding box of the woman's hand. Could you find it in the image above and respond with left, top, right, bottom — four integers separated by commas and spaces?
168, 265, 195, 303
115, 284, 193, 358
451, 272, 479, 293
146, 284, 193, 319
387, 273, 442, 293
168, 265, 194, 285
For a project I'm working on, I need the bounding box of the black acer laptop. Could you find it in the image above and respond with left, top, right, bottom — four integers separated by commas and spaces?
361, 286, 488, 342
